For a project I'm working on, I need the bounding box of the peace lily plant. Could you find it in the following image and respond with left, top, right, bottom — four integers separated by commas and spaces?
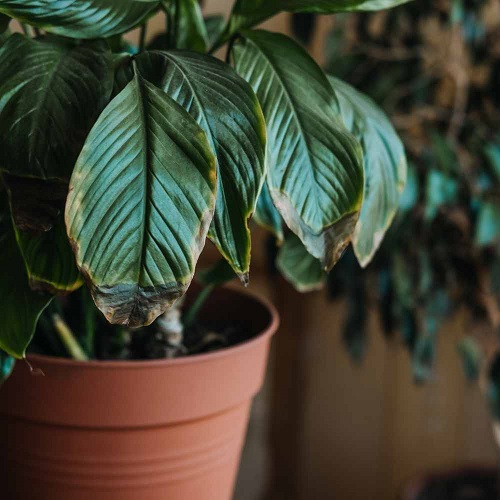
0, 0, 409, 370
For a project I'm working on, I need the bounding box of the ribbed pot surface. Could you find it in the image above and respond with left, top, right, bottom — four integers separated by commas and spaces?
0, 287, 278, 500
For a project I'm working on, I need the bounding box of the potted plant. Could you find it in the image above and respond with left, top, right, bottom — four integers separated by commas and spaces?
0, 0, 409, 498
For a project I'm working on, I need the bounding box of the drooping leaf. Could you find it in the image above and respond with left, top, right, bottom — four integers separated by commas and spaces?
328, 76, 407, 267
0, 349, 15, 385
276, 233, 325, 292
227, 0, 414, 36
198, 259, 237, 287
2, 173, 68, 234
425, 169, 459, 220
475, 201, 500, 247
0, 34, 113, 181
15, 216, 83, 295
254, 182, 284, 243
162, 0, 208, 52
398, 163, 419, 213
136, 50, 266, 279
0, 0, 159, 39
233, 31, 363, 270
66, 72, 217, 328
0, 214, 53, 358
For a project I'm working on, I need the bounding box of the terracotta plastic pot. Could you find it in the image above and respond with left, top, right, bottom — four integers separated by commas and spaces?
0, 286, 278, 500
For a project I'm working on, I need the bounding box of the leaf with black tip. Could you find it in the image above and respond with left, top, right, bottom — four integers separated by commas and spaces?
136, 50, 266, 279
66, 72, 217, 328
0, 34, 113, 181
0, 215, 53, 358
15, 217, 83, 295
328, 76, 407, 267
276, 233, 325, 292
0, 0, 159, 39
233, 31, 363, 271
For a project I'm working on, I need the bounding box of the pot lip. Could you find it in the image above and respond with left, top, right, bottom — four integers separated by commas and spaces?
26, 285, 279, 370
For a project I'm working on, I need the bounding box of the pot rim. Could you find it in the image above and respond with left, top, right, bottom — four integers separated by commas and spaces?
26, 285, 279, 370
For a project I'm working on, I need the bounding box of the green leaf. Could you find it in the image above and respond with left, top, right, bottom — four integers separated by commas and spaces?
425, 169, 459, 220
276, 233, 325, 292
0, 34, 113, 181
0, 349, 15, 385
0, 215, 53, 358
328, 76, 407, 267
15, 216, 83, 295
198, 259, 237, 287
65, 71, 217, 328
163, 0, 208, 52
0, 0, 159, 39
475, 201, 500, 247
254, 182, 284, 243
136, 50, 266, 279
233, 31, 363, 271
204, 15, 226, 48
457, 337, 482, 382
227, 0, 414, 36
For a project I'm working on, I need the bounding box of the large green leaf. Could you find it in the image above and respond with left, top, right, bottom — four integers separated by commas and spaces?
15, 217, 83, 295
276, 233, 325, 292
0, 34, 113, 181
0, 214, 53, 358
66, 71, 217, 328
328, 76, 406, 267
227, 0, 413, 36
233, 31, 363, 270
0, 0, 159, 39
136, 50, 266, 279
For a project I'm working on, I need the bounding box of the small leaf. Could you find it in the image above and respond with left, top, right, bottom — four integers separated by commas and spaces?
457, 337, 482, 382
0, 0, 159, 39
425, 169, 459, 220
475, 201, 500, 247
66, 71, 217, 328
276, 233, 325, 292
163, 0, 208, 52
15, 216, 83, 295
254, 182, 284, 243
136, 50, 266, 279
204, 15, 226, 47
0, 215, 53, 358
0, 349, 15, 385
0, 34, 113, 181
328, 76, 407, 267
233, 31, 363, 271
198, 259, 237, 287
227, 0, 414, 36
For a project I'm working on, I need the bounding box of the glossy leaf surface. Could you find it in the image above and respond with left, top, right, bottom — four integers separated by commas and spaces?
233, 31, 363, 270
66, 72, 217, 327
328, 76, 407, 267
137, 50, 266, 278
0, 0, 159, 39
0, 34, 113, 180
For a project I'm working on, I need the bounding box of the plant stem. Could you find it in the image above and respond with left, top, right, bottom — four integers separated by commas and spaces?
183, 284, 215, 328
52, 314, 89, 361
82, 289, 95, 358
20, 23, 32, 37
139, 22, 147, 52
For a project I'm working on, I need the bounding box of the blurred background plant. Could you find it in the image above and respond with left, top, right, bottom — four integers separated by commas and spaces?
284, 0, 500, 386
